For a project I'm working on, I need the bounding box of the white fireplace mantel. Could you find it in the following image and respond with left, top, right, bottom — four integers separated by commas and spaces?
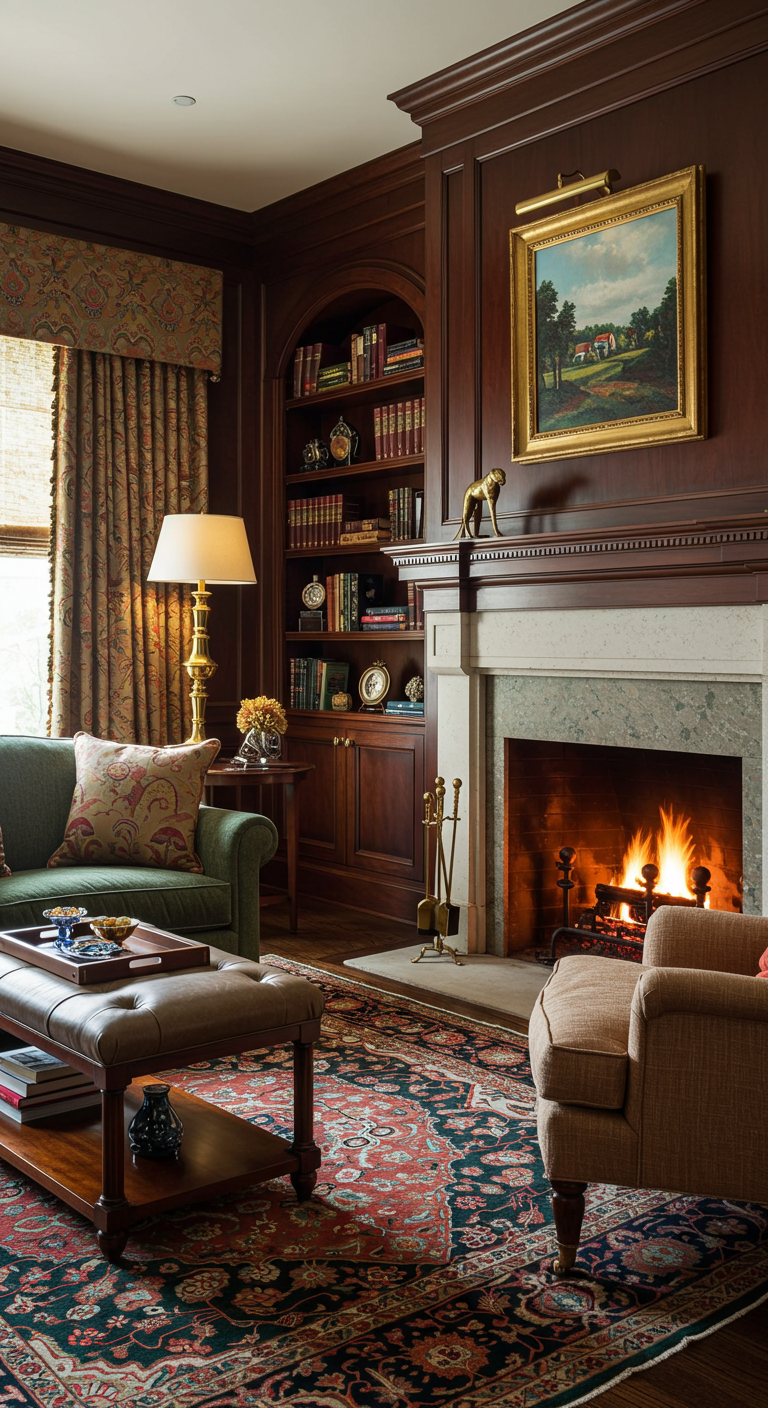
427, 603, 768, 952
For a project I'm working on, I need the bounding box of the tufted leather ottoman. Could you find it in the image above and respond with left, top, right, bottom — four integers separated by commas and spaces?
0, 943, 324, 1261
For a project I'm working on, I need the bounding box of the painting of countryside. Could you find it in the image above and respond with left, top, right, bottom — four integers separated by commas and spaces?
534, 206, 679, 433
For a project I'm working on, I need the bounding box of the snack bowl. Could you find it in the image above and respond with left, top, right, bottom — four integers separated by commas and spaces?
42, 906, 89, 942
89, 916, 140, 944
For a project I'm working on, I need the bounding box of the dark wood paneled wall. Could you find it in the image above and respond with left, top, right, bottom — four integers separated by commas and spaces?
392, 0, 768, 553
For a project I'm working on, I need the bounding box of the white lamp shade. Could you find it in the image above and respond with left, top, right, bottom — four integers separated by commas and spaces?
147, 513, 257, 585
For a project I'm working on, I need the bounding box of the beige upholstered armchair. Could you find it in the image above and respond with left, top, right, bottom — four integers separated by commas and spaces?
529, 907, 768, 1275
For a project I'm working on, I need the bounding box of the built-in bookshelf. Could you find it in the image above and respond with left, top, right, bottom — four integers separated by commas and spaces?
282, 292, 426, 719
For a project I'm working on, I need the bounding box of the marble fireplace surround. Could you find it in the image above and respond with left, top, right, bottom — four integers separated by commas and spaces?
427, 604, 768, 956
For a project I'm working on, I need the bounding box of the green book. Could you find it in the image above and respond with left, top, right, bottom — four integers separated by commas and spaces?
320, 661, 350, 710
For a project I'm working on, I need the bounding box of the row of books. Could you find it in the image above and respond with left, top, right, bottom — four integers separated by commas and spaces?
373, 398, 425, 459
0, 1044, 100, 1124
291, 326, 423, 398
287, 494, 359, 550
388, 487, 424, 541
290, 658, 349, 710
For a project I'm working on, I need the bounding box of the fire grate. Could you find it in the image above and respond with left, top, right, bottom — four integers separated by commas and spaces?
549, 846, 711, 964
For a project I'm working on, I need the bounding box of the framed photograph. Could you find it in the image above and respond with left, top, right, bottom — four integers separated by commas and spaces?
509, 165, 706, 462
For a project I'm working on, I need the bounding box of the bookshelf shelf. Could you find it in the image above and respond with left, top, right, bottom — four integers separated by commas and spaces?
285, 454, 423, 487
285, 367, 424, 411
286, 707, 424, 727
286, 631, 424, 642
286, 541, 423, 559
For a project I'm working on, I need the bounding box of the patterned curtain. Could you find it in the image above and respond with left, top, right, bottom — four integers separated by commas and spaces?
48, 348, 208, 745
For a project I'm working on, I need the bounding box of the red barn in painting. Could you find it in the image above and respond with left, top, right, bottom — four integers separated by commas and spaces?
573, 341, 592, 364
593, 332, 616, 359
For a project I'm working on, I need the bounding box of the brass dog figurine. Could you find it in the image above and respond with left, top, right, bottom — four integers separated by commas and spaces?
453, 467, 507, 539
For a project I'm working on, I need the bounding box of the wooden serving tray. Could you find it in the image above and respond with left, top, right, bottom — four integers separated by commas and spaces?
0, 921, 210, 985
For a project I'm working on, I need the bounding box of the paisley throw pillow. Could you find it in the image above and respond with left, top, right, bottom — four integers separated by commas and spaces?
47, 732, 220, 874
0, 825, 10, 877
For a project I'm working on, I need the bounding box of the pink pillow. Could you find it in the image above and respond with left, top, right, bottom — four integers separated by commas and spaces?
758, 947, 768, 979
47, 732, 220, 874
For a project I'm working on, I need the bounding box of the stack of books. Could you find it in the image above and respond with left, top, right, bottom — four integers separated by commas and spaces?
373, 399, 425, 459
339, 516, 390, 545
0, 1046, 100, 1124
383, 338, 424, 376
388, 487, 424, 540
289, 658, 349, 710
386, 700, 425, 717
317, 361, 352, 392
361, 605, 409, 632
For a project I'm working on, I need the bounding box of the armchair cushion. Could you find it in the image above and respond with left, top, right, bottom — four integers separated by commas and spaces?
529, 954, 644, 1110
47, 733, 220, 874
0, 827, 9, 878
643, 904, 768, 976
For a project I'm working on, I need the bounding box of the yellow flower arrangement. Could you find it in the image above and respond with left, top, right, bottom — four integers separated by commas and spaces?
236, 696, 288, 735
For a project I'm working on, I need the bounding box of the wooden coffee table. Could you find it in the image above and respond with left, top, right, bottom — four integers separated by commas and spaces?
0, 948, 322, 1261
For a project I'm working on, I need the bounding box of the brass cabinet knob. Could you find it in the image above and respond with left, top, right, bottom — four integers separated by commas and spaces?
344, 737, 353, 748
333, 736, 340, 746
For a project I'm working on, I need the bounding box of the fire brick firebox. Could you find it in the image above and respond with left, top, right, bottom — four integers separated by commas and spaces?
504, 739, 743, 959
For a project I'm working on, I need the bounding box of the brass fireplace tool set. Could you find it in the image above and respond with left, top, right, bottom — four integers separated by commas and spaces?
414, 776, 463, 965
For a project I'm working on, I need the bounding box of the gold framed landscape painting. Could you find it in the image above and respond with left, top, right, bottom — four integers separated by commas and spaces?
509, 165, 706, 462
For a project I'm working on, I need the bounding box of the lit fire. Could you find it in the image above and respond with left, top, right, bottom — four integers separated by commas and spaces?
615, 806, 709, 921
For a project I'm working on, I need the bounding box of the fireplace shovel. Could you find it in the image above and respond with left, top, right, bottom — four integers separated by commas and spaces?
417, 791, 439, 934
435, 778, 462, 937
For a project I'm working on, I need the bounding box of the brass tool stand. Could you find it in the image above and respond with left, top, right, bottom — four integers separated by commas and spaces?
413, 777, 463, 965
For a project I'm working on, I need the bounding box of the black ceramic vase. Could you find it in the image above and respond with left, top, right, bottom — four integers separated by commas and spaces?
128, 1083, 183, 1160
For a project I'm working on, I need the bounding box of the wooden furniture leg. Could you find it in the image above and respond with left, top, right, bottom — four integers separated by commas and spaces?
95, 1087, 129, 1262
290, 1038, 318, 1201
285, 780, 298, 931
550, 1179, 587, 1275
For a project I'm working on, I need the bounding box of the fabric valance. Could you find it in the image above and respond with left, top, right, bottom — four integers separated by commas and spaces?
0, 223, 222, 376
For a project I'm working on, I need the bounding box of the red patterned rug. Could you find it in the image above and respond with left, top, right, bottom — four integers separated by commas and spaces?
0, 956, 765, 1408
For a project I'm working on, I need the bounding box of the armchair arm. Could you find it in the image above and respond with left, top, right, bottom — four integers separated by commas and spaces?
195, 805, 278, 962
643, 904, 768, 976
624, 965, 768, 1202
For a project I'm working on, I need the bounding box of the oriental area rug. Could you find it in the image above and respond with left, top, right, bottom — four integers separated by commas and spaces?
0, 959, 765, 1408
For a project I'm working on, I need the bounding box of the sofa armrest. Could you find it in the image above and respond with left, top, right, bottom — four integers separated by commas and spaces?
195, 805, 279, 962
624, 964, 768, 1201
643, 905, 768, 976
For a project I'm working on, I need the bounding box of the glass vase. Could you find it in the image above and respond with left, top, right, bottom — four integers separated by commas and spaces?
234, 727, 281, 766
127, 1083, 183, 1160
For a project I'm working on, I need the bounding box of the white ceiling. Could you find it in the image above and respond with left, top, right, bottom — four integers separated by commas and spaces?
0, 0, 580, 212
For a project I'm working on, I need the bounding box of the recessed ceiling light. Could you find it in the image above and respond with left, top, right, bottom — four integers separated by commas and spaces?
173, 95, 196, 107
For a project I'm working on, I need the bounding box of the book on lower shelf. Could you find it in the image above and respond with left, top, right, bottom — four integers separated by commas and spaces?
388, 486, 424, 540
288, 494, 360, 549
0, 1045, 80, 1084
0, 1087, 101, 1123
386, 701, 424, 715
290, 657, 349, 710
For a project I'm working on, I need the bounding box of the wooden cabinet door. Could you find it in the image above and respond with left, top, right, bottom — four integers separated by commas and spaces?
343, 725, 425, 883
283, 727, 345, 866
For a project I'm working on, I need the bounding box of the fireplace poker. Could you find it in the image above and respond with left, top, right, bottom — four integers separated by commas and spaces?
413, 775, 464, 966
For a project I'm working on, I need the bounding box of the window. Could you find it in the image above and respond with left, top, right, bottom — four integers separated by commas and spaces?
0, 335, 55, 736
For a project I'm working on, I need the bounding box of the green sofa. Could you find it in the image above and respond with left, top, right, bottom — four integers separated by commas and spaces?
0, 735, 278, 962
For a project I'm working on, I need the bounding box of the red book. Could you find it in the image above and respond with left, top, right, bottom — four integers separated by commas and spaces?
396, 402, 405, 458
373, 405, 382, 461
404, 399, 413, 456
302, 347, 315, 397
420, 396, 425, 455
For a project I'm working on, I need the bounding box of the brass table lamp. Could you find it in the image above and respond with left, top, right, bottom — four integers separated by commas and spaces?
147, 512, 256, 744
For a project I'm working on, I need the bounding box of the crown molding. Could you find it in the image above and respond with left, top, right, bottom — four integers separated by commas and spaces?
389, 0, 768, 156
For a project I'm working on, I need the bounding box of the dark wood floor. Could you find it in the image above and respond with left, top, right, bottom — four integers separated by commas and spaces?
260, 895, 768, 1408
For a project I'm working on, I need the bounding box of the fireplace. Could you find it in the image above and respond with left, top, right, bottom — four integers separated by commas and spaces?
504, 739, 743, 958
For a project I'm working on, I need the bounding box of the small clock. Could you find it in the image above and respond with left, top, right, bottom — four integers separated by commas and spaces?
301, 574, 326, 610
328, 415, 359, 466
358, 660, 390, 712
